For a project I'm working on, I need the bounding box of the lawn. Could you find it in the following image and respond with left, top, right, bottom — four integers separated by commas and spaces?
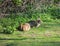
0, 22, 60, 46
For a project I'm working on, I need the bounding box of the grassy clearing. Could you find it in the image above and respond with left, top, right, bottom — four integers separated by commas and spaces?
0, 22, 60, 38
0, 22, 60, 46
0, 40, 60, 46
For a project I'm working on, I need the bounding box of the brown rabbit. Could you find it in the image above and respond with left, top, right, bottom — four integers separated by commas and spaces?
20, 23, 30, 31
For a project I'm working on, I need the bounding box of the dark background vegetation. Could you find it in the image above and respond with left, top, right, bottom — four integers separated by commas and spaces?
0, 0, 60, 34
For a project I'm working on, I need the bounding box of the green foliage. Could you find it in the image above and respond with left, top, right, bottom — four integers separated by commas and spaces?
40, 13, 53, 22
13, 0, 22, 6
0, 0, 2, 4
0, 25, 3, 33
50, 8, 60, 19
45, 6, 60, 19
0, 25, 15, 34
0, 18, 13, 26
0, 18, 17, 34
54, 0, 60, 3
3, 26, 15, 34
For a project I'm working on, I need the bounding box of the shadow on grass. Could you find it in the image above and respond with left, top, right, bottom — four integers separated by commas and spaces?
6, 42, 60, 46
0, 38, 44, 40
6, 43, 17, 46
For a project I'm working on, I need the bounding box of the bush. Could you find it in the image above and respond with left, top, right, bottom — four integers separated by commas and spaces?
0, 18, 17, 34
0, 25, 3, 33
13, 0, 22, 6
0, 25, 15, 34
49, 7, 60, 19
40, 13, 53, 22
3, 26, 15, 34
46, 6, 60, 19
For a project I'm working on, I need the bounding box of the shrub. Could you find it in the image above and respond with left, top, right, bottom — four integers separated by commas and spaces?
40, 13, 53, 22
0, 25, 3, 33
13, 0, 22, 6
3, 26, 15, 34
50, 8, 60, 19
47, 6, 60, 19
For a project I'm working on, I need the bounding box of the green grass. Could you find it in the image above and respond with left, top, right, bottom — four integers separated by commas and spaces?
0, 40, 60, 46
0, 22, 60, 46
